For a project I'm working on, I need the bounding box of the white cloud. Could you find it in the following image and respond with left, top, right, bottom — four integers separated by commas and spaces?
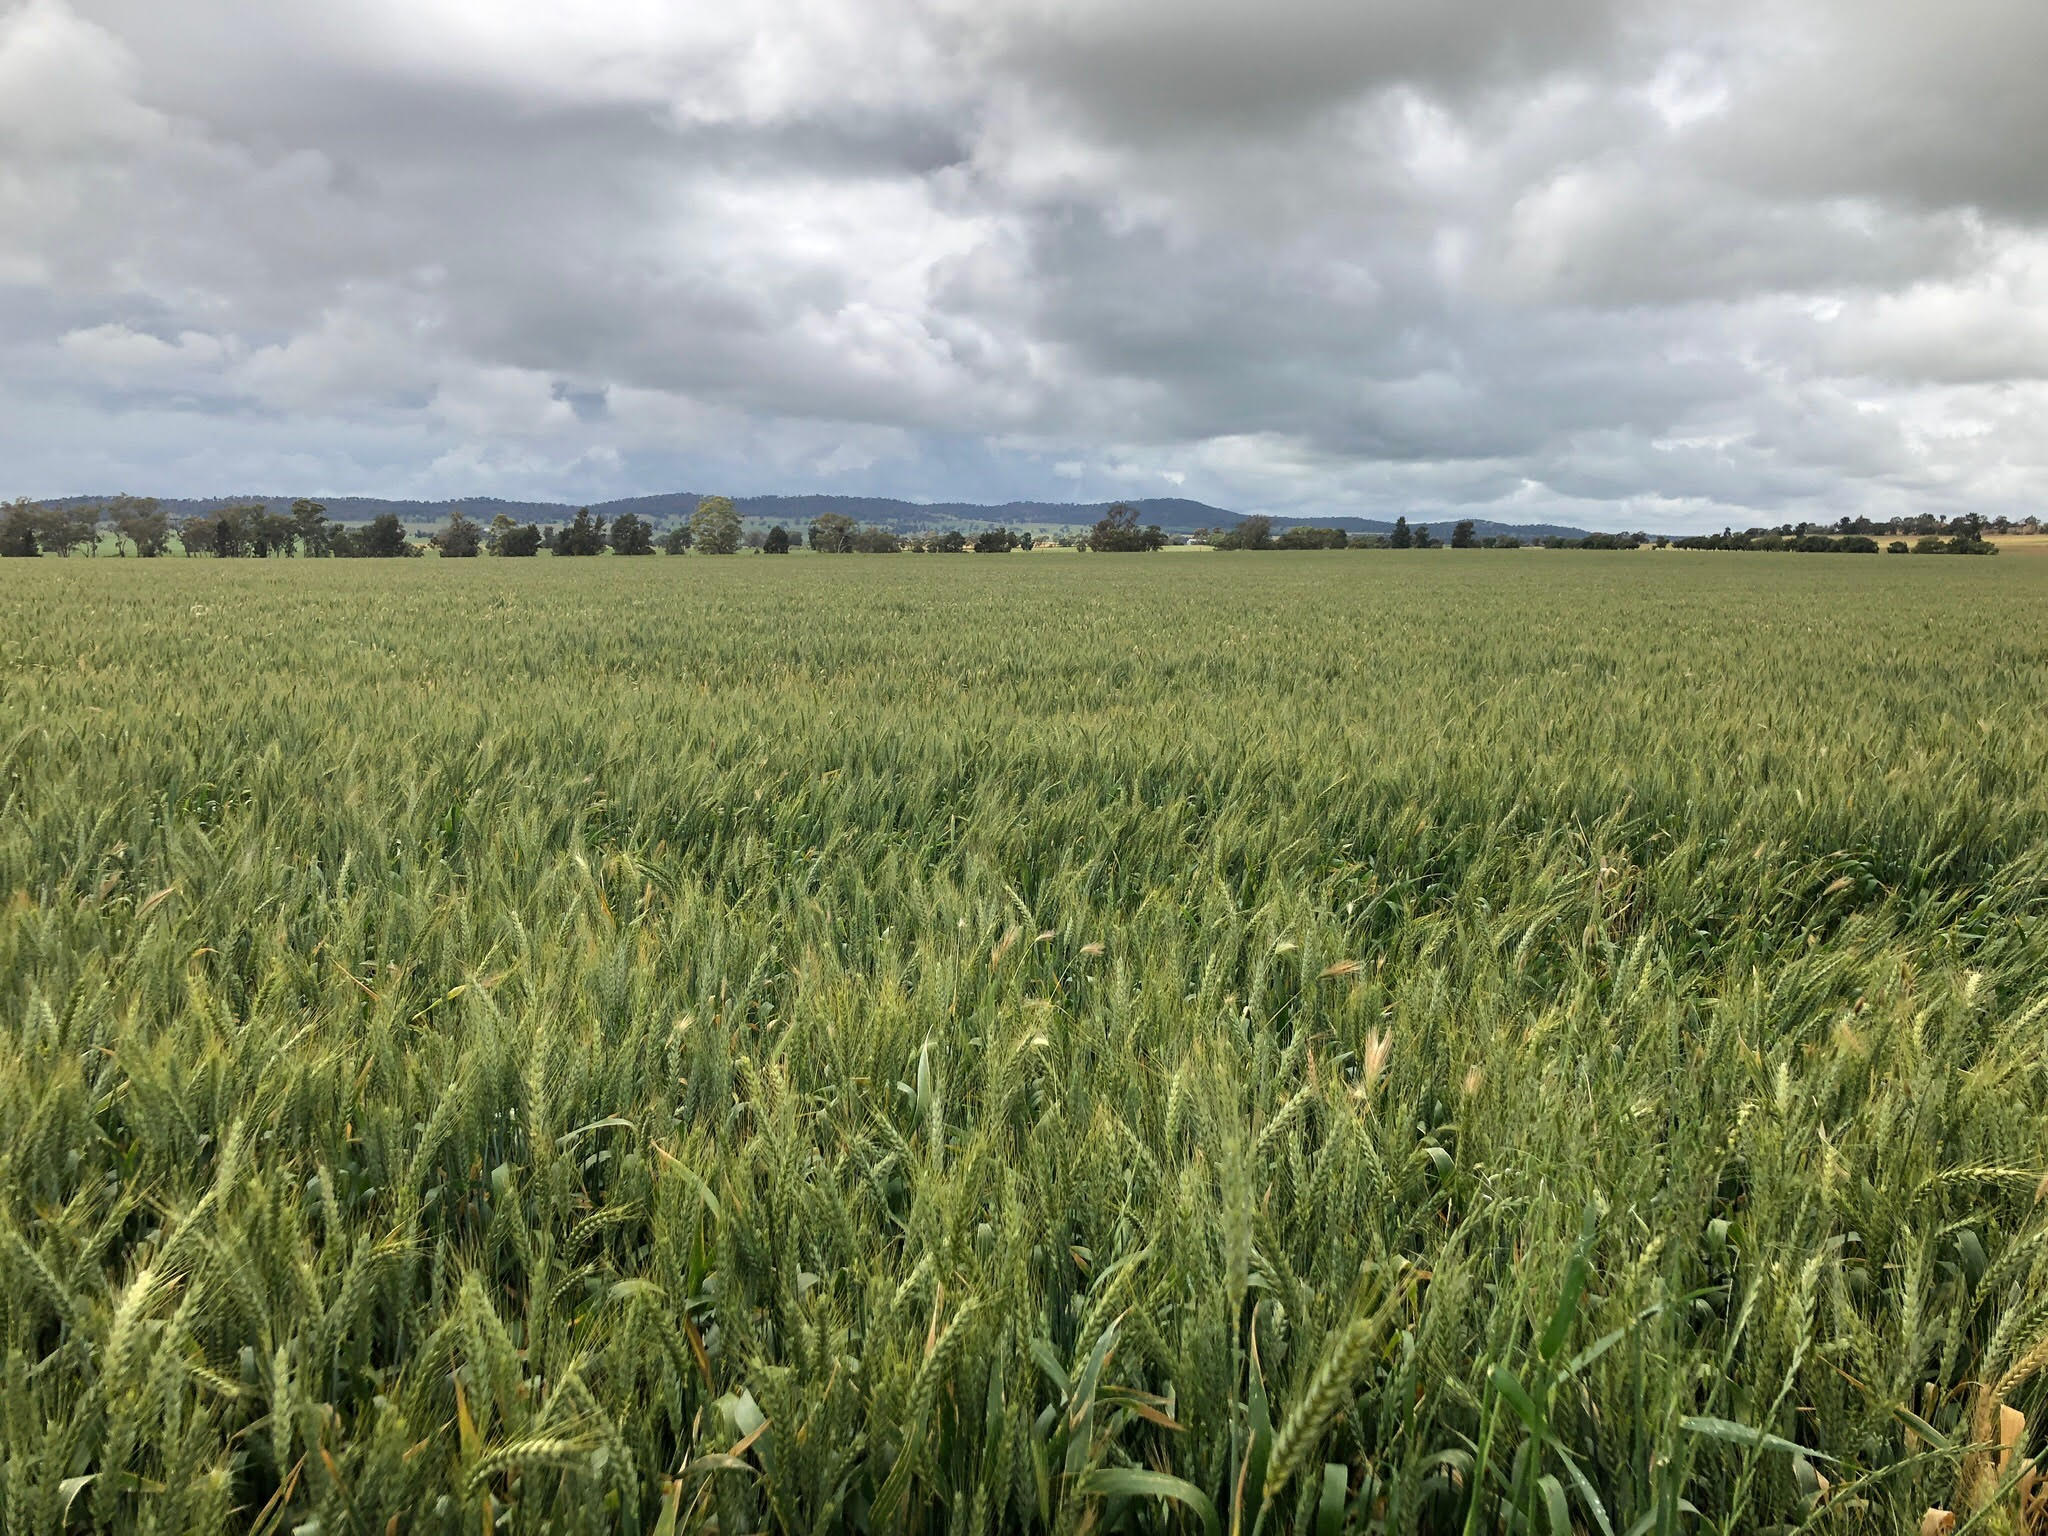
58, 324, 228, 373
0, 0, 159, 152
1814, 234, 2048, 383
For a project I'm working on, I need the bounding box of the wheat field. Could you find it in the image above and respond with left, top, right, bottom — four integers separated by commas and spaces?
1, 552, 2044, 1534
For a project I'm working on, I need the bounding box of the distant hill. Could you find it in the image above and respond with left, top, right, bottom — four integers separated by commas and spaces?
41, 491, 1590, 543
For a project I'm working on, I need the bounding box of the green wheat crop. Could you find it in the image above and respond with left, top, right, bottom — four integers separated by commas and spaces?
1, 553, 2044, 1534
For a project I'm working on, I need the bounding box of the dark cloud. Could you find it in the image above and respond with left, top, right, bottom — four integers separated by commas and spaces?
1699, 0, 2048, 221
0, 0, 2043, 526
978, 0, 1632, 138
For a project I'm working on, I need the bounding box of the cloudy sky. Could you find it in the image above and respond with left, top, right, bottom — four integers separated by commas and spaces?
2, 0, 2042, 528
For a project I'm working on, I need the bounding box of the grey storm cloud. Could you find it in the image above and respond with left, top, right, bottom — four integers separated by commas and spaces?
1, 0, 2044, 527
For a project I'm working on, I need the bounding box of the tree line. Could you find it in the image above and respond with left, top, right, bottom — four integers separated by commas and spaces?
1191, 511, 2013, 554
1, 496, 2025, 560
1666, 515, 2000, 555
1, 495, 175, 557
0, 494, 1071, 559
1191, 515, 1505, 549
0, 497, 408, 558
